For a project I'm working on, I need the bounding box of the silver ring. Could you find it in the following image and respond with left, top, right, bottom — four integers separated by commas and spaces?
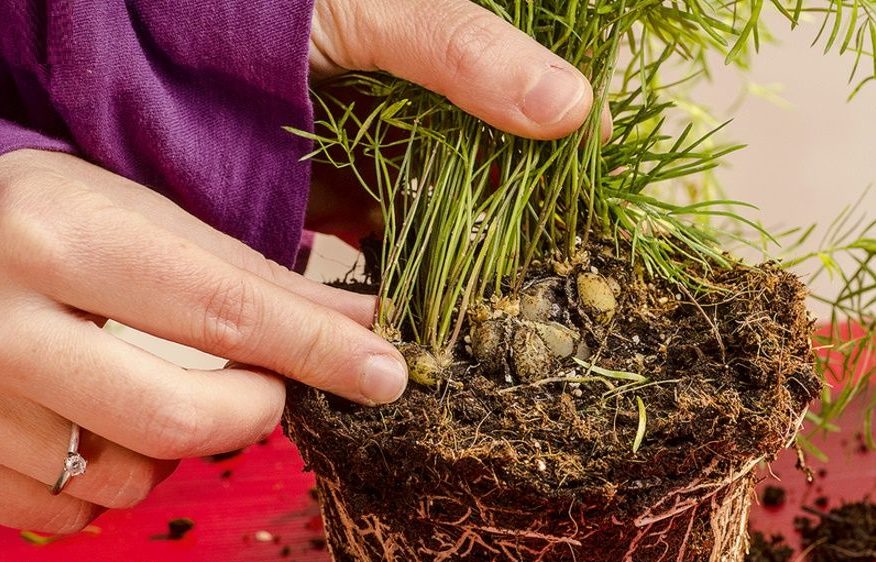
50, 423, 87, 496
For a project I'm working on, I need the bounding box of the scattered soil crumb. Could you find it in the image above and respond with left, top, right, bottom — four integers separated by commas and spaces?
745, 531, 793, 562
254, 530, 274, 543
151, 517, 194, 541
762, 485, 787, 509
798, 502, 876, 562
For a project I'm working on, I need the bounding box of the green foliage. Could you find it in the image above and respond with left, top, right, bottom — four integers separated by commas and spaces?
289, 0, 876, 404
777, 193, 876, 441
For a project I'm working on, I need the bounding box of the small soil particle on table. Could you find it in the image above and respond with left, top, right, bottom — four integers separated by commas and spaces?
798, 502, 876, 562
762, 486, 788, 509
745, 531, 793, 562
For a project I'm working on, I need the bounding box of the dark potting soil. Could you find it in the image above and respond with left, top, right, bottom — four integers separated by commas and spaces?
762, 486, 788, 509
150, 517, 195, 541
745, 532, 793, 562
798, 502, 876, 561
285, 239, 819, 561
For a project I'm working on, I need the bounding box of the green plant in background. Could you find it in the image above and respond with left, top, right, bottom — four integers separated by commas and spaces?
290, 0, 876, 437
778, 196, 876, 454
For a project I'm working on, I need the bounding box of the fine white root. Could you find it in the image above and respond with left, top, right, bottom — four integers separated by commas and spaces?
290, 391, 795, 562
313, 449, 758, 562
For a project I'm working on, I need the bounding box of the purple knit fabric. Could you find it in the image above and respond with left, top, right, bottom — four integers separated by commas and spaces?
0, 1, 316, 268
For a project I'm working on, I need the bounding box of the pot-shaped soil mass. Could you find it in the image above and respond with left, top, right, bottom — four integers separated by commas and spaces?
284, 242, 818, 562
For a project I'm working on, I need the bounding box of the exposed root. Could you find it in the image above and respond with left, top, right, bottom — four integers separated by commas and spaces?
316, 458, 411, 562
291, 408, 764, 562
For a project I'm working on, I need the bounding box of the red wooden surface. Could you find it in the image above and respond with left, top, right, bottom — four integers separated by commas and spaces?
749, 404, 876, 553
3, 409, 872, 562
0, 429, 332, 562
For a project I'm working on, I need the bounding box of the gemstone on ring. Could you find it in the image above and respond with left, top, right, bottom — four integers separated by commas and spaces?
64, 452, 87, 476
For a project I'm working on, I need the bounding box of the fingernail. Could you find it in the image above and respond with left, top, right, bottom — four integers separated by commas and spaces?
361, 355, 408, 404
522, 65, 590, 126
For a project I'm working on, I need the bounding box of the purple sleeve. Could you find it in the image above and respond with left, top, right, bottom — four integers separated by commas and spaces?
0, 1, 316, 268
0, 119, 75, 156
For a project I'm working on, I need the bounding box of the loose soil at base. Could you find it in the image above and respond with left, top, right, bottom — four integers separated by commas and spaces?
286, 239, 819, 559
798, 502, 876, 561
746, 532, 794, 562
746, 501, 876, 562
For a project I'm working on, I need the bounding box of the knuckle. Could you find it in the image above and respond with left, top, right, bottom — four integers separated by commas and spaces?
286, 313, 339, 387
141, 395, 205, 459
0, 170, 63, 268
40, 500, 98, 535
234, 244, 285, 285
198, 277, 266, 358
98, 461, 166, 509
0, 172, 115, 282
442, 13, 503, 81
55, 502, 98, 534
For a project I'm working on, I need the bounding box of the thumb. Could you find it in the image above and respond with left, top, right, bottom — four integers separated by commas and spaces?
311, 0, 596, 140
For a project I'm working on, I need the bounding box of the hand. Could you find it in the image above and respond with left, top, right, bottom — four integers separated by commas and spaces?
306, 0, 613, 243
0, 149, 408, 534
310, 0, 612, 139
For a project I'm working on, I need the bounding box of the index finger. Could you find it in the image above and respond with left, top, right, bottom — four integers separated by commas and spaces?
3, 150, 379, 327
3, 180, 408, 405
